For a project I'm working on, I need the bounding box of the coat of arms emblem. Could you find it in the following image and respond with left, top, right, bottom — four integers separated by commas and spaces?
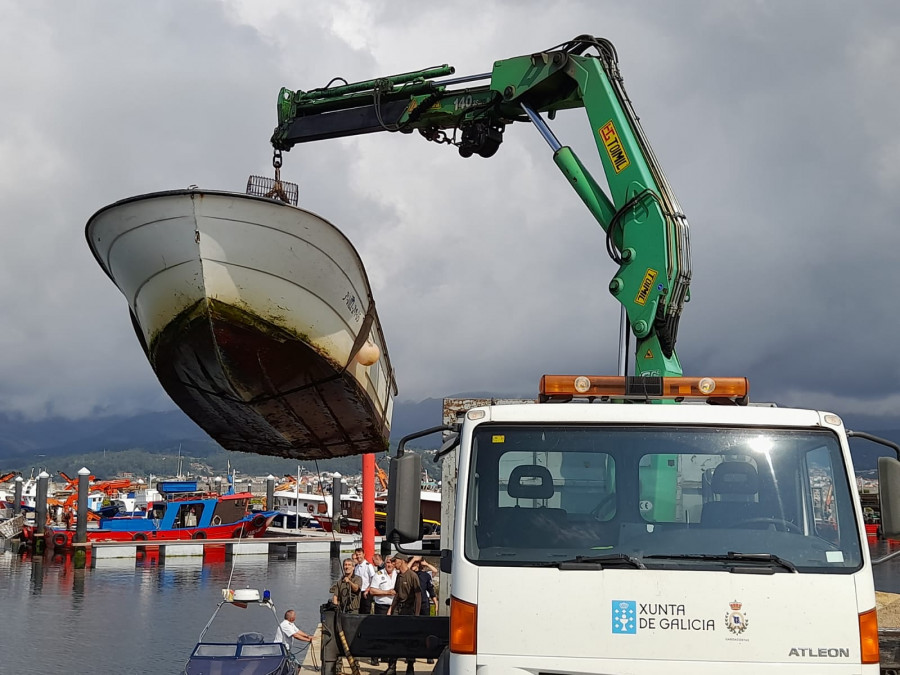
725, 600, 749, 635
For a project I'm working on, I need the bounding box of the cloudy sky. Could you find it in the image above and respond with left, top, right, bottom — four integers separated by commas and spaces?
1, 1, 899, 428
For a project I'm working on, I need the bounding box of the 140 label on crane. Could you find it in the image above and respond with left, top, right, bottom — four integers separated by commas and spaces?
599, 120, 630, 173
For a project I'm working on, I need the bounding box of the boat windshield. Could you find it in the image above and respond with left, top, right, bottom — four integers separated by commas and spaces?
463, 424, 863, 573
239, 644, 286, 657
193, 644, 238, 657
192, 642, 286, 658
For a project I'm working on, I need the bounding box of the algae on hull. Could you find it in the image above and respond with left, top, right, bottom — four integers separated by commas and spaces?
147, 298, 334, 371
146, 297, 390, 460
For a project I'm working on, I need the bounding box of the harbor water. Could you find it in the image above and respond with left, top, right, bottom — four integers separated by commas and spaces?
0, 542, 343, 674
4, 541, 900, 674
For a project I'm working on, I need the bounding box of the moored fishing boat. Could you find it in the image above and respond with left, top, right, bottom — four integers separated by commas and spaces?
22, 489, 276, 548
314, 490, 441, 535
270, 487, 329, 530
85, 189, 397, 460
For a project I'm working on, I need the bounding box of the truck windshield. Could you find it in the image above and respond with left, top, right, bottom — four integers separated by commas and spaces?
464, 424, 862, 573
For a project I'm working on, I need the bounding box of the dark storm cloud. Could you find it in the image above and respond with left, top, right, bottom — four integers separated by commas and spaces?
0, 0, 897, 426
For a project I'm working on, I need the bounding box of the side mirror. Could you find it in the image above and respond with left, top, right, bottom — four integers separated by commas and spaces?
385, 452, 422, 544
878, 456, 900, 538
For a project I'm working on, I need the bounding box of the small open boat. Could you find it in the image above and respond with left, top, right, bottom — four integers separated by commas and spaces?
183, 588, 295, 675
86, 190, 397, 460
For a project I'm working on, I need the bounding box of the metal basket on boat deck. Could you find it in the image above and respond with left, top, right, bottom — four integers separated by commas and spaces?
246, 175, 299, 206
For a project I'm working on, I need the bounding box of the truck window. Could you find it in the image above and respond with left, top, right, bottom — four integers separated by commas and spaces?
806, 445, 840, 545
464, 424, 862, 573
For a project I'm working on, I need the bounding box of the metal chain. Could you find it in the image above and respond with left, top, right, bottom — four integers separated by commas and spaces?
420, 126, 458, 146
266, 148, 289, 203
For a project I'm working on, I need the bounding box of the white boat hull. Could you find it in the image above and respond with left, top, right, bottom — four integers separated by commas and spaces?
86, 190, 397, 459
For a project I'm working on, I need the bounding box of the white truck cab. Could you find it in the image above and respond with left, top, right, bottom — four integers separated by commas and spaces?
388, 376, 897, 674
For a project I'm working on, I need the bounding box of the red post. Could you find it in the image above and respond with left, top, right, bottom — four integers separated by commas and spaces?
362, 454, 375, 560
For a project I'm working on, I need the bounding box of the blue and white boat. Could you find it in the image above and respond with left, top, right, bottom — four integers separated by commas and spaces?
26, 483, 277, 548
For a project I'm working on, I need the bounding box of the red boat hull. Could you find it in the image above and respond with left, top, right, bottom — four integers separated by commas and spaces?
24, 515, 273, 549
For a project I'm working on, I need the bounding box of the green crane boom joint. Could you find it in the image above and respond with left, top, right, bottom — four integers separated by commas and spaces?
271, 35, 692, 378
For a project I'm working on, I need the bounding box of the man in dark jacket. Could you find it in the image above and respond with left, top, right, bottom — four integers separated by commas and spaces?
330, 557, 362, 613
383, 553, 421, 675
411, 556, 437, 616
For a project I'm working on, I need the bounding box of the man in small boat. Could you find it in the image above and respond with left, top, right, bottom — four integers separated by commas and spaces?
330, 558, 362, 612
275, 609, 314, 650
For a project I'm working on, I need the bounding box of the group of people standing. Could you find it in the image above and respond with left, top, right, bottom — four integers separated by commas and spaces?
331, 548, 437, 618
330, 548, 438, 674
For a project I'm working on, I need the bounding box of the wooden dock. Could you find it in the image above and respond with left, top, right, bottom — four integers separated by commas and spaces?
51, 532, 365, 567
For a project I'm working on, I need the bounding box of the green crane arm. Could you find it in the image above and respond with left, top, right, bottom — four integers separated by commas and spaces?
271, 35, 691, 378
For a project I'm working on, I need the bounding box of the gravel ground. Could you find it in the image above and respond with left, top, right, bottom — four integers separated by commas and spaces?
877, 591, 900, 628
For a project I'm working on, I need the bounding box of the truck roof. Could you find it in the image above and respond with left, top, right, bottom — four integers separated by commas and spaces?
469, 402, 833, 428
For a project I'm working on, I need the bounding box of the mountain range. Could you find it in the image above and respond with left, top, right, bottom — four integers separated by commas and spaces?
0, 399, 897, 479
0, 399, 451, 479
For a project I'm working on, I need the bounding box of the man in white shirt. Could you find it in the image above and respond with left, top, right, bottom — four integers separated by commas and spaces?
368, 557, 397, 614
353, 548, 376, 615
275, 609, 314, 650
